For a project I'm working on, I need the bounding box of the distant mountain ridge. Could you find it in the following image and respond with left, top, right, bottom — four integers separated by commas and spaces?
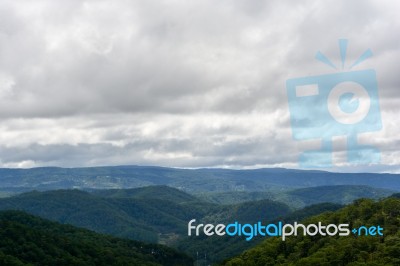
0, 166, 399, 194
196, 185, 395, 208
286, 185, 394, 206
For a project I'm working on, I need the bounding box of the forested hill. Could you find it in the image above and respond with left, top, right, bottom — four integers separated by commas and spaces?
0, 186, 348, 264
223, 196, 400, 265
0, 188, 291, 245
92, 185, 198, 203
0, 210, 193, 266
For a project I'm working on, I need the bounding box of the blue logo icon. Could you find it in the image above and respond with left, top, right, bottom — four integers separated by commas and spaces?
286, 39, 382, 167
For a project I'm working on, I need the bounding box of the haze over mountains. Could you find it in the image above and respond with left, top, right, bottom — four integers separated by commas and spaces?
0, 166, 399, 195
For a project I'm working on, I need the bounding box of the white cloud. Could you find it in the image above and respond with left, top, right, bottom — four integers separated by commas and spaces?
0, 0, 399, 170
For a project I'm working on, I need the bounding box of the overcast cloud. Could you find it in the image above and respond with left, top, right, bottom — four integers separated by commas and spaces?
0, 0, 399, 171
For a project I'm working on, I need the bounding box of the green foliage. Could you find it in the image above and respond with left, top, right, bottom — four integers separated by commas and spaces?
175, 201, 341, 264
0, 187, 295, 264
275, 203, 344, 223
0, 190, 160, 243
0, 210, 193, 266
0, 188, 215, 245
390, 192, 400, 199
0, 187, 292, 246
223, 197, 400, 265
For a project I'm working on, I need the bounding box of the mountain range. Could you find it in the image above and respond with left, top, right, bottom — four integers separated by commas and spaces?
0, 166, 399, 195
0, 166, 399, 264
0, 184, 395, 264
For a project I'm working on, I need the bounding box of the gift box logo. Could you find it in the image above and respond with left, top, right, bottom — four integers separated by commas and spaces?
286, 39, 382, 167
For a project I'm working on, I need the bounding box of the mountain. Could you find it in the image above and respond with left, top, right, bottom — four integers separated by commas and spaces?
196, 185, 395, 208
275, 202, 343, 223
0, 188, 211, 244
286, 185, 394, 206
0, 185, 396, 264
92, 185, 198, 203
0, 187, 293, 244
195, 191, 275, 205
0, 186, 294, 264
176, 202, 344, 264
0, 166, 399, 195
201, 199, 291, 224
0, 210, 192, 266
223, 197, 400, 265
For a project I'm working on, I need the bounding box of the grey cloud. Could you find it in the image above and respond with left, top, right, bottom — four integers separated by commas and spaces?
0, 0, 399, 170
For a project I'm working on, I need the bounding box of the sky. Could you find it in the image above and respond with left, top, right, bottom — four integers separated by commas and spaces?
0, 0, 399, 171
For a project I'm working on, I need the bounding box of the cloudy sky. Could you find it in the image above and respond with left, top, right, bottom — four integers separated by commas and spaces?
0, 0, 399, 171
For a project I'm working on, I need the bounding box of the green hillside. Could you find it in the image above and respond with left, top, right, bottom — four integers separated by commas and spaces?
93, 185, 198, 203
0, 185, 394, 264
0, 187, 295, 264
197, 185, 394, 208
195, 191, 275, 205
286, 185, 394, 206
275, 202, 343, 224
223, 196, 400, 265
175, 203, 342, 264
202, 199, 291, 224
0, 188, 211, 244
0, 188, 291, 246
0, 210, 192, 266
